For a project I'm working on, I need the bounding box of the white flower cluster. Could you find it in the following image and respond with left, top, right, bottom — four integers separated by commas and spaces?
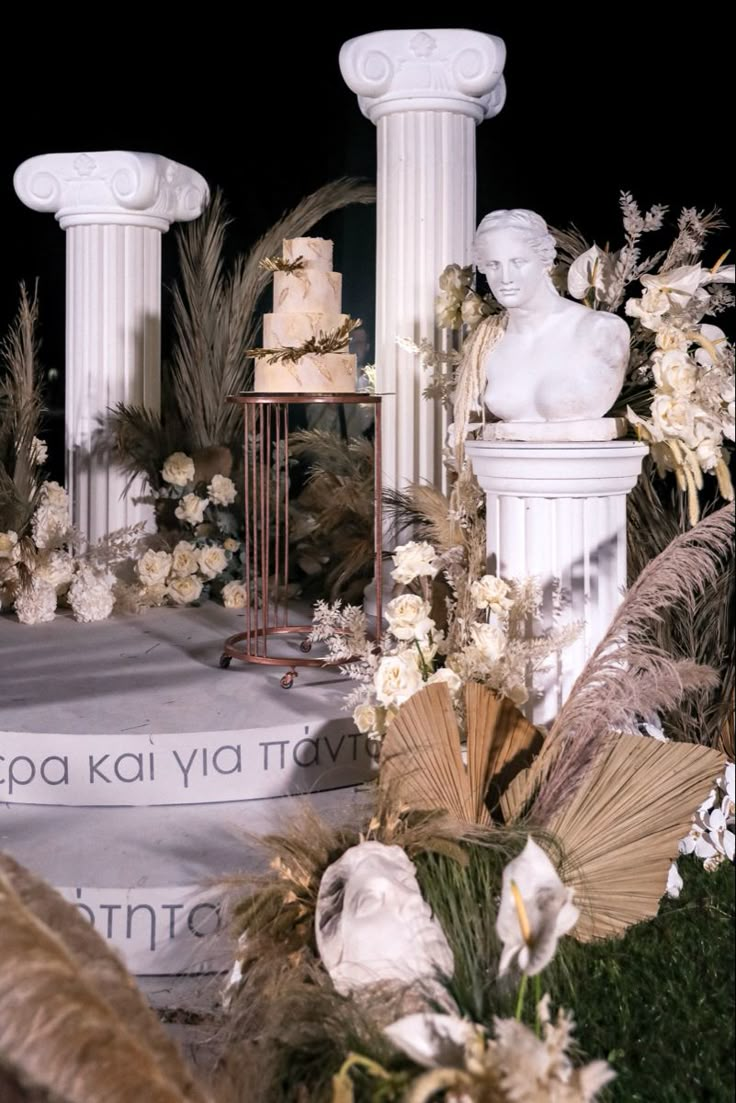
133, 537, 239, 609
679, 761, 735, 871
620, 263, 735, 519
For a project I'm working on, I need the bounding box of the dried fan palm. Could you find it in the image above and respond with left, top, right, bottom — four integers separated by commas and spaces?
502, 735, 724, 941
0, 861, 211, 1103
528, 504, 733, 826
379, 682, 542, 826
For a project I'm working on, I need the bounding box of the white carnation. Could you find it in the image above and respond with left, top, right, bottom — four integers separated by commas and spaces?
14, 576, 57, 624
161, 452, 195, 487
470, 574, 513, 615
68, 568, 115, 623
197, 544, 229, 580
222, 580, 248, 609
374, 652, 424, 708
390, 540, 439, 585
167, 575, 203, 605
170, 541, 199, 577
136, 548, 173, 587
207, 474, 237, 506
174, 494, 209, 527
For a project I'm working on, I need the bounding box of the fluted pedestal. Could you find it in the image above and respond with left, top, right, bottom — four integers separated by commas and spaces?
14, 151, 209, 542
466, 439, 648, 726
340, 29, 506, 495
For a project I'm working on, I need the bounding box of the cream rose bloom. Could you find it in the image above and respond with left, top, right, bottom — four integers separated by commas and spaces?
136, 548, 173, 587
375, 652, 424, 708
426, 667, 463, 696
167, 575, 203, 605
161, 452, 195, 487
0, 531, 20, 562
650, 395, 697, 441
40, 481, 69, 510
170, 541, 199, 577
385, 594, 435, 641
197, 544, 229, 580
222, 580, 248, 609
470, 574, 513, 615
652, 350, 698, 396
655, 325, 690, 352
224, 538, 240, 552
175, 494, 209, 527
207, 474, 237, 506
391, 540, 439, 585
470, 622, 507, 663
353, 703, 382, 735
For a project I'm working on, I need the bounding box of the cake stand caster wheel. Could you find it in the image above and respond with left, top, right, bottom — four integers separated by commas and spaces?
280, 671, 296, 689
300, 639, 312, 653
219, 654, 232, 669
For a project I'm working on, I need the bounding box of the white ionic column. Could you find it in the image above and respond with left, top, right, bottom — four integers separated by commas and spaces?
340, 29, 506, 495
14, 151, 209, 542
466, 440, 648, 727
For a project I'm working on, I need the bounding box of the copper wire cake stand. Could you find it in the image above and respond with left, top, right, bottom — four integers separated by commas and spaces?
220, 392, 383, 687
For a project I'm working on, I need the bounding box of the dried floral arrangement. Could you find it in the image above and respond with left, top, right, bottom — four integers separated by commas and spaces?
247, 316, 361, 364
409, 194, 734, 523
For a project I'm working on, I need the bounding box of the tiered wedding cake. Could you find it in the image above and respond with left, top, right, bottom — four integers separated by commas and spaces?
254, 238, 358, 393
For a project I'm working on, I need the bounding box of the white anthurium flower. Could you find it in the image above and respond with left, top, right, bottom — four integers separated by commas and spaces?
666, 861, 683, 899
693, 324, 727, 369
640, 264, 706, 308
567, 244, 614, 303
700, 262, 735, 285
706, 806, 735, 862
496, 838, 580, 977
384, 1013, 480, 1069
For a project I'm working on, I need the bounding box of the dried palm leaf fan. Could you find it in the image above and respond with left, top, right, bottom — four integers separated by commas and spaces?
379, 682, 542, 825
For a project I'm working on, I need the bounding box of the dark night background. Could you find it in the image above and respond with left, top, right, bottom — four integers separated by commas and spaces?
1, 15, 732, 480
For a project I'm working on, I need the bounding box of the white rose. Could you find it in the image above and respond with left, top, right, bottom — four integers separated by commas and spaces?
650, 394, 696, 441
35, 549, 74, 594
40, 481, 69, 510
625, 288, 669, 330
197, 544, 229, 580
353, 704, 381, 734
14, 576, 57, 624
385, 594, 435, 641
0, 531, 20, 562
222, 580, 248, 609
652, 350, 698, 395
655, 325, 690, 352
470, 574, 513, 615
391, 540, 439, 585
170, 541, 199, 577
695, 438, 720, 471
224, 538, 240, 552
375, 652, 424, 708
161, 452, 195, 487
167, 575, 203, 605
426, 667, 463, 696
136, 548, 173, 586
470, 622, 507, 663
207, 474, 237, 506
175, 494, 209, 527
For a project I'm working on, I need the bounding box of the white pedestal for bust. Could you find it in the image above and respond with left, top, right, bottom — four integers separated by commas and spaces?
340, 29, 506, 497
466, 439, 647, 727
14, 151, 209, 543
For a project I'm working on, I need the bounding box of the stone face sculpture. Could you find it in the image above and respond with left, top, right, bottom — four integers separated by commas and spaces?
315, 841, 454, 998
470, 209, 630, 440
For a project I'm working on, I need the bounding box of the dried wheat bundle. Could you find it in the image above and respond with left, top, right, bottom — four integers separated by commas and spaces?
0, 858, 210, 1103
380, 682, 540, 825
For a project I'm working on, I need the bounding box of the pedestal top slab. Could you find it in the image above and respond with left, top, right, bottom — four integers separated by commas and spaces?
482, 417, 628, 442
466, 438, 648, 497
14, 150, 209, 230
340, 28, 506, 121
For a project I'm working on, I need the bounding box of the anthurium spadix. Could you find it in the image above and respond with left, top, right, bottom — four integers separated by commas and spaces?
496, 838, 580, 977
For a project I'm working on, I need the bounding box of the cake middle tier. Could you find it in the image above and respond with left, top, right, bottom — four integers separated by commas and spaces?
273, 270, 342, 315
254, 352, 357, 393
263, 313, 350, 349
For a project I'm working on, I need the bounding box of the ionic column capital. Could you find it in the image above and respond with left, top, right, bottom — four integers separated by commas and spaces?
14, 150, 209, 231
339, 28, 506, 123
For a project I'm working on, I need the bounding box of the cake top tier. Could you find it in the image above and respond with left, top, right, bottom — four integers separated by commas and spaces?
283, 237, 333, 272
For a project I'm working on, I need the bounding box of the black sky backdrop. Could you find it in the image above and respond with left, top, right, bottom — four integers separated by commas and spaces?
1, 13, 731, 474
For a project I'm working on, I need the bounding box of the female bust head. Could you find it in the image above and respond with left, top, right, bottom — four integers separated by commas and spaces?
472, 209, 558, 311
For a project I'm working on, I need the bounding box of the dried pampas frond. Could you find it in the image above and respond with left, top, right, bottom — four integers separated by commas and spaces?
0, 284, 44, 534
384, 482, 465, 553
503, 735, 724, 941
529, 504, 733, 825
380, 683, 541, 825
0, 861, 210, 1103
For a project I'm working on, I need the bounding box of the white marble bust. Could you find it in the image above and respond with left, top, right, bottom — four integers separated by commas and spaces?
315, 841, 454, 998
472, 209, 630, 427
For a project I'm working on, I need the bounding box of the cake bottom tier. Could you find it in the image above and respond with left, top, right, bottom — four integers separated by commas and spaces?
254, 352, 357, 393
